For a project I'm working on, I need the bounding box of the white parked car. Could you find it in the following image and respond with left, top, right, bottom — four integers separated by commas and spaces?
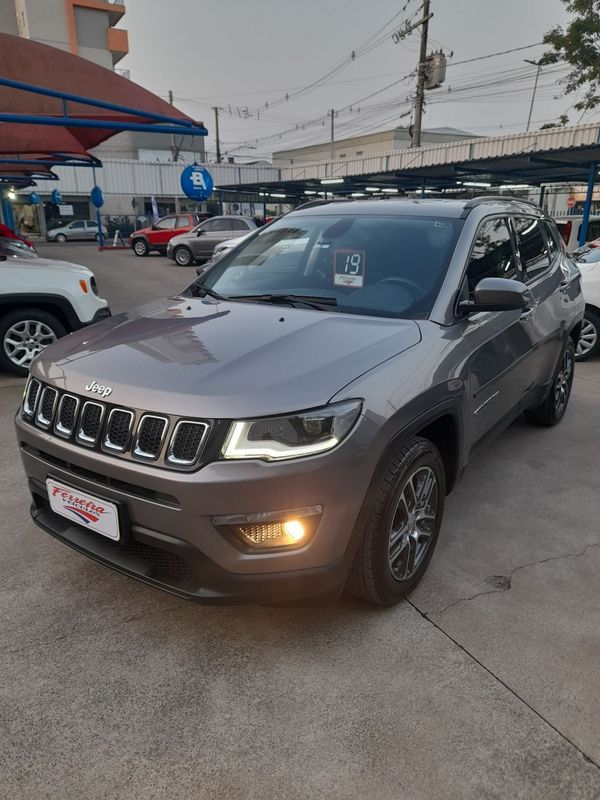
574, 248, 600, 360
0, 252, 111, 375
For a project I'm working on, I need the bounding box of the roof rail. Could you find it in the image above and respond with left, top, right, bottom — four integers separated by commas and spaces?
294, 198, 354, 210
460, 195, 541, 217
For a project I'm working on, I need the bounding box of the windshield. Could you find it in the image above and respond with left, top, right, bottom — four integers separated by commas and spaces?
200, 213, 462, 319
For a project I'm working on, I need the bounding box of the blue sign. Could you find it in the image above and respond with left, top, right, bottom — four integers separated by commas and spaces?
28, 192, 40, 205
51, 189, 62, 205
180, 165, 213, 201
91, 186, 104, 208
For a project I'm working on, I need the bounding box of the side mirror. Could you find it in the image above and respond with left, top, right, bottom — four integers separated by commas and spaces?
151, 224, 157, 230
458, 277, 530, 314
196, 229, 205, 236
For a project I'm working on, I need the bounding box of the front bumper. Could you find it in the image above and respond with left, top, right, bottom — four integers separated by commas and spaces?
71, 305, 112, 332
16, 412, 379, 604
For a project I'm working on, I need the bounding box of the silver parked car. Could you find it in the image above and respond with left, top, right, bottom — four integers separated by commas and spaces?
166, 215, 257, 266
46, 219, 108, 242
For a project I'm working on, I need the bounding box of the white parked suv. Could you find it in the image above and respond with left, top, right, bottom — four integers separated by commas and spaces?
574, 248, 600, 360
0, 251, 110, 376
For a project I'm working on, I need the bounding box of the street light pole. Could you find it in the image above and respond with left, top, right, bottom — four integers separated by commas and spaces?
525, 58, 542, 133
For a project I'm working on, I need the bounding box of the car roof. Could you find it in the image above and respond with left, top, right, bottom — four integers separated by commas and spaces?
289, 197, 543, 219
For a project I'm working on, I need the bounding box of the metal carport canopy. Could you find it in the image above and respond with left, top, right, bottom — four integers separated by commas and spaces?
220, 123, 600, 196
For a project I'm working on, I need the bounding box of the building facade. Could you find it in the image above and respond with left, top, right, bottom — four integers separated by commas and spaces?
0, 0, 128, 67
273, 126, 477, 166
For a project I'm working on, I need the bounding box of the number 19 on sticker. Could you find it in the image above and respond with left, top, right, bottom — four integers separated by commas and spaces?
334, 249, 366, 287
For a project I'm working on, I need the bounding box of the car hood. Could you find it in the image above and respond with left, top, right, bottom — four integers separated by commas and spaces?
32, 296, 421, 419
0, 256, 92, 277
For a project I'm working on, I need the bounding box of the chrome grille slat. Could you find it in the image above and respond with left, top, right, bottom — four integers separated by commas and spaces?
35, 387, 58, 429
22, 382, 209, 471
133, 415, 169, 461
167, 420, 209, 466
76, 401, 105, 447
23, 378, 41, 419
54, 394, 80, 439
103, 408, 134, 453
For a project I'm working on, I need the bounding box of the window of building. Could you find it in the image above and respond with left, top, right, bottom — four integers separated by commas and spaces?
356, 151, 363, 156
339, 153, 346, 159
513, 217, 550, 282
466, 217, 517, 297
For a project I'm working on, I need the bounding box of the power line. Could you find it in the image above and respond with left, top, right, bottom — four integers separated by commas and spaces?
447, 42, 544, 68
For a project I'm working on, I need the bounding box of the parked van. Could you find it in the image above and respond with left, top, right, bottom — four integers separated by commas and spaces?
554, 215, 600, 252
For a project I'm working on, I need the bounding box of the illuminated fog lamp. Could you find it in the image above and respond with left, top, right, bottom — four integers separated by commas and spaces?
213, 506, 322, 550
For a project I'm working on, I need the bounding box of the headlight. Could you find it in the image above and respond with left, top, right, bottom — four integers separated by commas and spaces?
221, 400, 362, 461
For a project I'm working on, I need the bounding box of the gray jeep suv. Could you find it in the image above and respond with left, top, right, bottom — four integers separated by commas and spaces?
15, 198, 584, 606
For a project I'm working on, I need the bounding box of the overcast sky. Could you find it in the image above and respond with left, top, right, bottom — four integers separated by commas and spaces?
119, 0, 576, 159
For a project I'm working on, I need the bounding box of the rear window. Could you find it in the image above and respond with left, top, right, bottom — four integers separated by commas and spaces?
202, 213, 463, 319
514, 217, 550, 282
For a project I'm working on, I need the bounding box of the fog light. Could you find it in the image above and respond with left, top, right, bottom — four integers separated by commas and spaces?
213, 506, 321, 550
283, 519, 305, 541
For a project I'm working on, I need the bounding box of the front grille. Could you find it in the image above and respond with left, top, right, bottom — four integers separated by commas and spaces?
23, 378, 41, 418
133, 415, 168, 460
103, 408, 134, 453
21, 382, 210, 471
54, 394, 79, 438
167, 421, 209, 466
36, 387, 58, 429
77, 402, 104, 446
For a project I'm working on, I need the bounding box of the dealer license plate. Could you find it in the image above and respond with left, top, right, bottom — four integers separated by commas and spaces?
46, 478, 120, 541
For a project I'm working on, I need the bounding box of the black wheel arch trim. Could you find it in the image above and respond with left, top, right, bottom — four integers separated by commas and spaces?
339, 400, 464, 583
0, 293, 83, 331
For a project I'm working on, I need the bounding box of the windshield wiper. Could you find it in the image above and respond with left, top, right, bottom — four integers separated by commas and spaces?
228, 293, 337, 310
191, 284, 227, 301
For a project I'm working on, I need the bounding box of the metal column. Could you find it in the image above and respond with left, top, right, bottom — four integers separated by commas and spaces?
579, 161, 597, 247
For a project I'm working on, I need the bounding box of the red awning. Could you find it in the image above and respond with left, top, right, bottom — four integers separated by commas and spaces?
0, 32, 200, 158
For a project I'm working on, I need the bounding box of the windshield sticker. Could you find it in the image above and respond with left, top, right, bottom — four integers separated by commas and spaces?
333, 249, 366, 288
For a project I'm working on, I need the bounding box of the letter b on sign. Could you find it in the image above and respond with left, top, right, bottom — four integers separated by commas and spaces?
181, 165, 213, 201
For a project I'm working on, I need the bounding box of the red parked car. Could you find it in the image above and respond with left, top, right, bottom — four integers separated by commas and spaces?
129, 213, 207, 257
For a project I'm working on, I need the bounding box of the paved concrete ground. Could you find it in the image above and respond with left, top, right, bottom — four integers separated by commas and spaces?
1, 243, 599, 799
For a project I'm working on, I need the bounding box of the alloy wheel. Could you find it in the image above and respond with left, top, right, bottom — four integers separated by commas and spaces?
554, 348, 574, 416
576, 318, 597, 359
175, 247, 192, 266
3, 320, 57, 368
388, 466, 439, 582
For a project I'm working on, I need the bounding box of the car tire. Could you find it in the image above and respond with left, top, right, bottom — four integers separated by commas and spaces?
55, 234, 67, 242
132, 238, 149, 257
525, 339, 575, 427
173, 246, 193, 266
0, 308, 66, 377
575, 308, 600, 361
347, 436, 445, 606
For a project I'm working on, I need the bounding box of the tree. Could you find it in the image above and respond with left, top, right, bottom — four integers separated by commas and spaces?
543, 0, 600, 111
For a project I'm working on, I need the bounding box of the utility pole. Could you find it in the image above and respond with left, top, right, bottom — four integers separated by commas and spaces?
168, 90, 180, 213
330, 108, 335, 163
525, 58, 542, 132
411, 0, 430, 148
213, 106, 222, 164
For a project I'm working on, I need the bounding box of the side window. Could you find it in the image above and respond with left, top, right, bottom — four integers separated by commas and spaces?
210, 219, 234, 232
86, 221, 98, 229
70, 220, 85, 229
514, 217, 550, 282
231, 219, 251, 231
154, 217, 176, 230
200, 219, 220, 232
176, 215, 191, 228
466, 217, 517, 297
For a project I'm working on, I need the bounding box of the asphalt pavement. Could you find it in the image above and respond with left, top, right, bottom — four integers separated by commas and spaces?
1, 242, 599, 799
